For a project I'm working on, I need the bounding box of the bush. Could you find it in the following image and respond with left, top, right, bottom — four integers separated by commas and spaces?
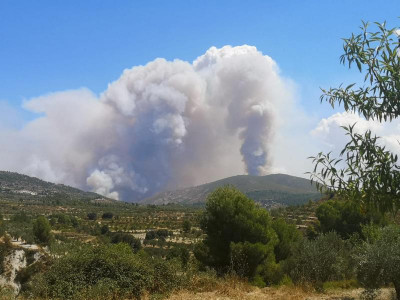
0, 240, 13, 274
145, 230, 157, 240
230, 241, 278, 285
316, 200, 387, 239
284, 232, 354, 285
145, 229, 171, 241
11, 212, 31, 223
27, 244, 181, 299
33, 216, 52, 245
322, 279, 359, 290
156, 229, 170, 238
17, 259, 49, 293
102, 212, 113, 219
271, 218, 301, 262
355, 225, 400, 299
110, 232, 142, 252
166, 246, 190, 268
87, 212, 97, 220
183, 220, 191, 233
100, 224, 109, 235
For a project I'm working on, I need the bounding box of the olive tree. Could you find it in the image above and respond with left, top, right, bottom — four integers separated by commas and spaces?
309, 20, 400, 298
309, 21, 400, 216
284, 232, 354, 286
356, 225, 400, 299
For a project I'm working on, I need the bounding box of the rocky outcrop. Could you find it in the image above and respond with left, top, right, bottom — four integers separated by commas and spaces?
0, 249, 26, 294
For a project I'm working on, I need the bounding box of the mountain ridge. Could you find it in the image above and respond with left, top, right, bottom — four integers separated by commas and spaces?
0, 171, 113, 204
142, 173, 322, 207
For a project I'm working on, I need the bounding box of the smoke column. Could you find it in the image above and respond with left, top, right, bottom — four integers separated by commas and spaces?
0, 45, 293, 201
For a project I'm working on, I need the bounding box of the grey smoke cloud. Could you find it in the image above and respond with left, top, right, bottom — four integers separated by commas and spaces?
0, 45, 293, 201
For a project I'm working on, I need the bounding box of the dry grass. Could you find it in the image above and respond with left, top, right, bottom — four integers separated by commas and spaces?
168, 278, 397, 300
168, 276, 314, 300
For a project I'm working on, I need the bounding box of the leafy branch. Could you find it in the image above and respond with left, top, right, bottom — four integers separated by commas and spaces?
320, 21, 400, 122
309, 125, 400, 216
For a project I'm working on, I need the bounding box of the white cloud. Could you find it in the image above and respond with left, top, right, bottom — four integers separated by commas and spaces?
311, 111, 400, 157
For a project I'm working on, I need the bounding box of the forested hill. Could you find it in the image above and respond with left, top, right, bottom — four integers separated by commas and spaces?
0, 171, 112, 204
142, 174, 322, 208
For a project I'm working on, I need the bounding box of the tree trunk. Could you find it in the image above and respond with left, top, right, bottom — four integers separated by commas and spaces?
394, 280, 400, 300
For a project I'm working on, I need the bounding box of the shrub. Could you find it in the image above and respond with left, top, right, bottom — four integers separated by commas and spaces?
0, 240, 13, 274
183, 220, 191, 233
156, 229, 170, 238
56, 214, 70, 225
11, 212, 31, 223
284, 232, 354, 285
166, 246, 190, 268
87, 212, 97, 220
27, 244, 181, 299
145, 229, 171, 241
322, 279, 359, 290
145, 230, 157, 240
230, 241, 277, 284
100, 224, 109, 235
355, 225, 400, 299
102, 212, 113, 219
316, 200, 386, 239
110, 232, 142, 252
271, 218, 301, 262
17, 259, 49, 293
33, 216, 52, 245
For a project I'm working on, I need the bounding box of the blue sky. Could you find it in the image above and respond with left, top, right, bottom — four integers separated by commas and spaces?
0, 0, 400, 201
1, 0, 399, 122
1, 1, 400, 198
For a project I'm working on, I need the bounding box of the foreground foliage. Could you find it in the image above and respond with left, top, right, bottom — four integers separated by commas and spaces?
195, 187, 299, 287
0, 186, 399, 299
316, 199, 386, 239
284, 232, 355, 285
26, 244, 181, 299
310, 21, 400, 216
356, 225, 400, 299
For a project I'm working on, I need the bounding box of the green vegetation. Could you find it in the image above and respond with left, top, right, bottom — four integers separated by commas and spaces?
182, 219, 191, 233
316, 199, 386, 239
271, 218, 300, 262
28, 244, 181, 299
102, 212, 114, 219
1, 19, 400, 299
110, 232, 142, 252
87, 212, 97, 220
0, 171, 107, 206
0, 178, 399, 299
309, 21, 400, 216
33, 216, 52, 245
284, 232, 354, 285
356, 225, 400, 298
308, 19, 400, 299
195, 187, 277, 281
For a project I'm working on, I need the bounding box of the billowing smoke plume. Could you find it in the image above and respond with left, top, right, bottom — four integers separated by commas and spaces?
0, 45, 293, 201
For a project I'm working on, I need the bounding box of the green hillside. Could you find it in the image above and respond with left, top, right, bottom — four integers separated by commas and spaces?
0, 171, 112, 205
142, 174, 322, 207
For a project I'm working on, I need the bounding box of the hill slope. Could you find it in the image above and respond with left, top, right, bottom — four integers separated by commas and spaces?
142, 174, 321, 208
0, 171, 111, 204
